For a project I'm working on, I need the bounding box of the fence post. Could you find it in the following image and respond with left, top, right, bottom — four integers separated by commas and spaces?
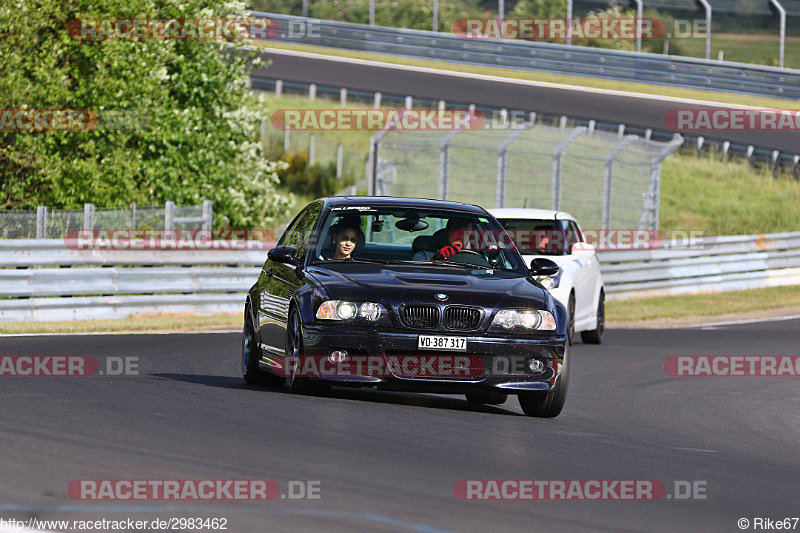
309, 134, 316, 165
275, 79, 283, 96
165, 201, 175, 230
340, 88, 347, 107
439, 130, 463, 201
697, 0, 712, 60
566, 0, 572, 45
602, 135, 638, 230
202, 200, 213, 230
497, 125, 529, 207
433, 0, 439, 31
374, 91, 382, 109
35, 206, 46, 239
368, 129, 390, 196
405, 96, 413, 110
309, 83, 317, 100
130, 202, 137, 229
336, 143, 343, 179
769, 0, 786, 68
83, 203, 95, 230
284, 129, 290, 153
551, 127, 586, 211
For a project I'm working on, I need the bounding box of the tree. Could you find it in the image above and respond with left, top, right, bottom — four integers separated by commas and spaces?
0, 0, 291, 227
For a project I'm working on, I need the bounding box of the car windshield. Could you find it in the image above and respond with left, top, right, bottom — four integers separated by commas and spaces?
311, 207, 527, 273
495, 218, 578, 255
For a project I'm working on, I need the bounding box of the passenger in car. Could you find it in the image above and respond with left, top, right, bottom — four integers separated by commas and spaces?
329, 220, 362, 260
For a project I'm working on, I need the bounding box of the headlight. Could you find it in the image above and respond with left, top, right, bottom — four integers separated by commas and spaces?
490, 309, 557, 331
316, 300, 386, 322
536, 269, 562, 289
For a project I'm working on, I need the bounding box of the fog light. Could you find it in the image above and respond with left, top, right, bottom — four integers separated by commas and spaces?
528, 358, 546, 374
328, 350, 349, 363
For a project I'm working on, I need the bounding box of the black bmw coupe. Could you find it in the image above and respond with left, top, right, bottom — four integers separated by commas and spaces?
242, 196, 570, 417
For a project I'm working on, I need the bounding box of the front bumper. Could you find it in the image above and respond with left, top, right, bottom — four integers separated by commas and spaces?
279, 324, 567, 393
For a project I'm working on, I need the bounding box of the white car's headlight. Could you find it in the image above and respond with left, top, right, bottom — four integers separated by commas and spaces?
490, 309, 557, 331
316, 300, 386, 322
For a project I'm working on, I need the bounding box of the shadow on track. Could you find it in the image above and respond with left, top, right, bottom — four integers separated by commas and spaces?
151, 372, 521, 416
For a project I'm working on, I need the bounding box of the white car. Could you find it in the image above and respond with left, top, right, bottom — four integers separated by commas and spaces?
489, 208, 605, 345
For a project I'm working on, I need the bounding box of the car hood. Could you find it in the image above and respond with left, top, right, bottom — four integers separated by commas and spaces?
307, 262, 550, 309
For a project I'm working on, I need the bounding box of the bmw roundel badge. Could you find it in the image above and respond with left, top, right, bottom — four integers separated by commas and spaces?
435, 293, 448, 301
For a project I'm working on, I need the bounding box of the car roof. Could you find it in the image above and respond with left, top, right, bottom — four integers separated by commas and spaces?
323, 196, 489, 215
488, 208, 576, 222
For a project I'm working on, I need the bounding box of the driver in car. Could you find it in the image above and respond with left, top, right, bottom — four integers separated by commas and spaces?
414, 218, 471, 261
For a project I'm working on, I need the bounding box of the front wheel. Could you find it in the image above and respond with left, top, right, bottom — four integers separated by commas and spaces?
285, 309, 330, 395
580, 291, 604, 345
242, 305, 282, 387
518, 345, 569, 418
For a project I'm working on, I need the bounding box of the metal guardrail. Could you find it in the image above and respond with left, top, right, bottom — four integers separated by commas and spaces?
0, 241, 269, 322
255, 13, 800, 100
2, 234, 800, 321
599, 231, 800, 300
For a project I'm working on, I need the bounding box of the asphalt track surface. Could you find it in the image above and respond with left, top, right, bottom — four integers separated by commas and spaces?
1, 319, 798, 532
255, 48, 800, 154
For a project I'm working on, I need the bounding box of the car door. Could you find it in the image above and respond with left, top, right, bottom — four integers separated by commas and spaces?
258, 202, 322, 356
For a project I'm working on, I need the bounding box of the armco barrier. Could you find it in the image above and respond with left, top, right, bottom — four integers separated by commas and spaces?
599, 231, 800, 300
1, 233, 799, 321
255, 13, 800, 100
0, 240, 269, 322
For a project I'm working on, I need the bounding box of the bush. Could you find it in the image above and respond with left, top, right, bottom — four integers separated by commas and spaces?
273, 149, 351, 197
0, 0, 292, 228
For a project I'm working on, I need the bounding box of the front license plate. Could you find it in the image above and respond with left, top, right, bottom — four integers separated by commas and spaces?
418, 335, 467, 351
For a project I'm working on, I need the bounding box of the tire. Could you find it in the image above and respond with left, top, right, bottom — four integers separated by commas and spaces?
285, 309, 330, 395
518, 344, 569, 418
465, 390, 508, 405
242, 304, 282, 387
581, 291, 605, 345
566, 292, 575, 346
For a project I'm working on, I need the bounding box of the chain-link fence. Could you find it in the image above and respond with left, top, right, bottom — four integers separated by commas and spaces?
370, 123, 683, 230
0, 201, 212, 239
262, 126, 368, 187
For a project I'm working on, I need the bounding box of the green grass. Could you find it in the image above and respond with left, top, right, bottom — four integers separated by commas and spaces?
679, 33, 800, 70
607, 285, 800, 322
0, 313, 242, 335
255, 41, 800, 110
660, 154, 800, 235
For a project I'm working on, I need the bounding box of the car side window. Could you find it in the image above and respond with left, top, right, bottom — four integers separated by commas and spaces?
281, 203, 322, 261
567, 221, 583, 248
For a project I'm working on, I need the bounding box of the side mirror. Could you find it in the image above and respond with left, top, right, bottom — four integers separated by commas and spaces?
571, 242, 596, 256
529, 258, 559, 277
268, 245, 300, 266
